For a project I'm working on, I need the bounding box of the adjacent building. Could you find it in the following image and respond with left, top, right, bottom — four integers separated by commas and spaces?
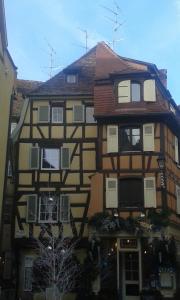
0, 0, 16, 248
11, 42, 180, 299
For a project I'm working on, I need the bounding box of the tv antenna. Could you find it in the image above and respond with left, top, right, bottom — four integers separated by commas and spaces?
42, 39, 63, 78
78, 28, 89, 52
101, 2, 125, 50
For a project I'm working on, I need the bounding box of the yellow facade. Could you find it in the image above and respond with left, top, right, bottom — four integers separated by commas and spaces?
0, 0, 16, 236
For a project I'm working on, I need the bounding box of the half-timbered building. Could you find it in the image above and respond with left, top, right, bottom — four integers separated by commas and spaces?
12, 42, 180, 300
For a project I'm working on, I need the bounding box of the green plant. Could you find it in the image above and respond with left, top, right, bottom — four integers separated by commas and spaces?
147, 208, 171, 228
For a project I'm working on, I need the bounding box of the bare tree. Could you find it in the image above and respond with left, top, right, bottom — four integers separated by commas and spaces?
33, 233, 80, 300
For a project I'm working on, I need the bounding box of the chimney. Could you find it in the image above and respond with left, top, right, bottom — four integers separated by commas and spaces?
159, 69, 167, 88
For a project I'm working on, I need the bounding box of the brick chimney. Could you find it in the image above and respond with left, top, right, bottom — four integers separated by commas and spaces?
159, 69, 167, 88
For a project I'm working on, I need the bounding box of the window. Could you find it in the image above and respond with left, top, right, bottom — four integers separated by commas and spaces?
66, 74, 77, 84
26, 194, 70, 224
118, 79, 156, 103
41, 148, 60, 170
86, 107, 96, 123
11, 122, 17, 133
52, 107, 63, 123
39, 195, 58, 223
120, 127, 141, 151
176, 185, 180, 214
107, 124, 154, 153
7, 160, 12, 177
73, 105, 84, 122
131, 82, 140, 102
38, 106, 49, 122
24, 256, 33, 291
175, 136, 179, 164
119, 178, 143, 208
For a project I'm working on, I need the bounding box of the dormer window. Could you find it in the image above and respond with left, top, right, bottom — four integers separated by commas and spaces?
118, 79, 156, 103
118, 80, 141, 103
66, 74, 77, 84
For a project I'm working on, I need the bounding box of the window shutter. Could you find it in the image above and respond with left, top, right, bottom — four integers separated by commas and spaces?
107, 125, 118, 153
86, 107, 96, 123
144, 177, 156, 208
60, 195, 70, 222
24, 256, 33, 291
61, 147, 70, 169
73, 105, 84, 122
143, 123, 154, 151
118, 80, 130, 103
30, 147, 39, 169
176, 185, 180, 214
144, 79, 156, 102
175, 136, 179, 163
106, 178, 118, 208
27, 195, 37, 222
52, 107, 63, 123
38, 106, 49, 122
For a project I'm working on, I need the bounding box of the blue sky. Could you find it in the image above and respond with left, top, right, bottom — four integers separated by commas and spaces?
5, 0, 180, 104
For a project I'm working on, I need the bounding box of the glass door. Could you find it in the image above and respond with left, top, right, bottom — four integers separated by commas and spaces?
122, 252, 140, 300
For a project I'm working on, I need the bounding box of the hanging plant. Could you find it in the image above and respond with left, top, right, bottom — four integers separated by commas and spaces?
147, 208, 171, 229
88, 212, 143, 235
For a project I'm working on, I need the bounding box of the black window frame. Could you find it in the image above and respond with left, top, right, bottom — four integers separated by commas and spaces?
119, 126, 142, 152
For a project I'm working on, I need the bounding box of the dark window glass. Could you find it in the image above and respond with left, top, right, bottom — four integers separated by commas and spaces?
131, 83, 140, 102
120, 127, 141, 151
119, 178, 143, 207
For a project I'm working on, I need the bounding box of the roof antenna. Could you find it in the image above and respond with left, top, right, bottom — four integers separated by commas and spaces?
42, 38, 63, 78
101, 2, 125, 50
78, 28, 89, 53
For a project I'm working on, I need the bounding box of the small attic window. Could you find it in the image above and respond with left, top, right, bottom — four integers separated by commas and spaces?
66, 74, 77, 84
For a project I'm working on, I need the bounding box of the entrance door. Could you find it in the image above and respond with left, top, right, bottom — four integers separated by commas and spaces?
122, 252, 140, 300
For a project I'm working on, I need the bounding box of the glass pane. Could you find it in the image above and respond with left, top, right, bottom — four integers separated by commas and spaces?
119, 178, 143, 207
131, 83, 140, 102
42, 149, 59, 169
132, 128, 140, 135
52, 107, 63, 123
132, 135, 140, 146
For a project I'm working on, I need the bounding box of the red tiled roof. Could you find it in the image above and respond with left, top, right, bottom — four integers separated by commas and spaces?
12, 79, 43, 118
31, 42, 152, 96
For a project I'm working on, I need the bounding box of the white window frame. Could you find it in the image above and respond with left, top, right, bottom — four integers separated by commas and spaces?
52, 107, 63, 123
38, 106, 50, 123
73, 105, 84, 122
38, 195, 58, 223
24, 256, 33, 291
41, 148, 60, 170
